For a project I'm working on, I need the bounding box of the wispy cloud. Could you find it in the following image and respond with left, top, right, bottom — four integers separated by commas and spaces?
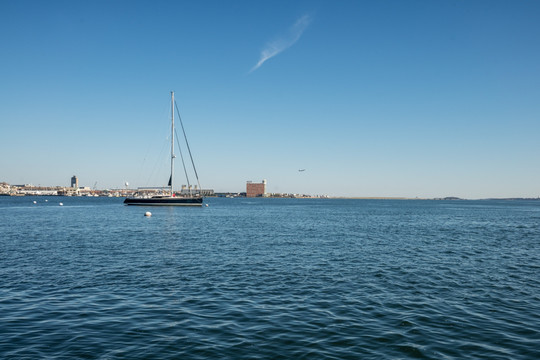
250, 14, 312, 73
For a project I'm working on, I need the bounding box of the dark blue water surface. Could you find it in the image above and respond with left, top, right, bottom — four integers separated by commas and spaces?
1, 197, 539, 359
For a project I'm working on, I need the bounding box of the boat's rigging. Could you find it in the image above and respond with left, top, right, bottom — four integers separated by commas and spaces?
175, 127, 192, 195
144, 136, 169, 189
144, 95, 199, 194
174, 101, 201, 191
170, 91, 175, 196
134, 101, 171, 190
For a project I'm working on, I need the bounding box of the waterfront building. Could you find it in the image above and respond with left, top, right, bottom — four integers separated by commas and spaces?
246, 180, 267, 197
0, 182, 11, 195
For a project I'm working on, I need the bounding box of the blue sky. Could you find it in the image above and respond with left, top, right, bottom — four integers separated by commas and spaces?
1, 0, 539, 198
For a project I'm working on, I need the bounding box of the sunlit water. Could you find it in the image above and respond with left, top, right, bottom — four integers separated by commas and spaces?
1, 197, 539, 359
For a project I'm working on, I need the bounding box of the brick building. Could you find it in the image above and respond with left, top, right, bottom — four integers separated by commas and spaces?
246, 180, 267, 197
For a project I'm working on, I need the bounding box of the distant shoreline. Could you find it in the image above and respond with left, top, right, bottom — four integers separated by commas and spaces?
1, 193, 538, 201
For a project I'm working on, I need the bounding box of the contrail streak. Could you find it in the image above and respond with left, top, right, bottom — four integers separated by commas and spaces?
250, 14, 312, 73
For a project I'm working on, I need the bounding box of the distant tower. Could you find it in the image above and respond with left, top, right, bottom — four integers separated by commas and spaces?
71, 175, 78, 189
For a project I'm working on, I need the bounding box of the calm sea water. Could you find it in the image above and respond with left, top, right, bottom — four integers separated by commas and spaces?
1, 196, 539, 359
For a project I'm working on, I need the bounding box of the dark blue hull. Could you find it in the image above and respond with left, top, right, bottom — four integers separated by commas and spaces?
124, 196, 203, 206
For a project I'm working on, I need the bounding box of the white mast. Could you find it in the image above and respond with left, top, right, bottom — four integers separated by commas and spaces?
170, 91, 175, 197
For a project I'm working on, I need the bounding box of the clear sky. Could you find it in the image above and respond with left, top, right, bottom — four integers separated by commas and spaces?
1, 0, 539, 198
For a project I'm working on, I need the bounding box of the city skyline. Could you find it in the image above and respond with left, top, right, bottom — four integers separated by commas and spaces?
1, 1, 540, 199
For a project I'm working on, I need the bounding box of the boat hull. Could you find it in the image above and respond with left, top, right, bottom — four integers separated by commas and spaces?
124, 197, 203, 206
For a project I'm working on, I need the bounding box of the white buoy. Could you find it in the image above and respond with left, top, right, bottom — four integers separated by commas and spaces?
144, 211, 152, 217
45, 199, 48, 202
33, 201, 37, 204
59, 202, 63, 206
205, 204, 209, 207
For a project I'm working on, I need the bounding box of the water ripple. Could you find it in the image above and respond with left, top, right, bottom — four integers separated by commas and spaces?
0, 197, 539, 359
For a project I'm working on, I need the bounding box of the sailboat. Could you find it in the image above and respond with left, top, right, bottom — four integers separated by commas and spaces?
124, 92, 204, 206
